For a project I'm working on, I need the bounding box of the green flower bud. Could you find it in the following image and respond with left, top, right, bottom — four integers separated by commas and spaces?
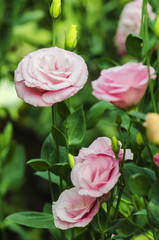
111, 136, 120, 159
116, 114, 122, 125
154, 14, 159, 40
136, 132, 145, 150
68, 153, 75, 169
65, 25, 78, 51
50, 0, 61, 19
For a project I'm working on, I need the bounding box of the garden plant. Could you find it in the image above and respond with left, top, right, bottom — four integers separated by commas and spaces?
1, 0, 159, 239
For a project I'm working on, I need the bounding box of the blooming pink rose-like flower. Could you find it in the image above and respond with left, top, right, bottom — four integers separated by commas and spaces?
115, 0, 155, 55
14, 47, 88, 107
52, 187, 100, 230
71, 137, 133, 197
153, 153, 159, 169
92, 62, 156, 109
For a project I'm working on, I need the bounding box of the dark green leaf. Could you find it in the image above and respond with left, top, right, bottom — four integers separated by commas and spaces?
105, 218, 126, 234
56, 101, 70, 119
122, 164, 156, 197
67, 106, 86, 146
50, 163, 71, 178
40, 133, 57, 166
86, 101, 109, 129
27, 159, 51, 171
35, 171, 66, 187
126, 34, 143, 58
128, 173, 151, 197
52, 125, 67, 146
5, 212, 54, 229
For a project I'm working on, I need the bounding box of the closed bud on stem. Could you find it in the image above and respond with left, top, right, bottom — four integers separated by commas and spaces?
68, 153, 75, 169
50, 0, 61, 19
154, 14, 159, 40
143, 113, 159, 145
65, 25, 78, 51
136, 132, 145, 150
116, 114, 122, 125
111, 136, 120, 159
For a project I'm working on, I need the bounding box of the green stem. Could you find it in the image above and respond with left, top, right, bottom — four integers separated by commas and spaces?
48, 171, 54, 201
120, 120, 132, 170
117, 124, 123, 143
147, 57, 157, 113
140, 0, 145, 37
97, 210, 104, 239
90, 230, 96, 240
105, 188, 114, 228
52, 105, 56, 126
113, 185, 124, 220
52, 18, 56, 46
136, 150, 141, 165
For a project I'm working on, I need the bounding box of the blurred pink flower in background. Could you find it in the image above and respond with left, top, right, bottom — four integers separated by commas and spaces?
52, 187, 99, 229
153, 153, 159, 169
14, 47, 88, 107
71, 137, 133, 197
115, 0, 155, 55
92, 62, 156, 109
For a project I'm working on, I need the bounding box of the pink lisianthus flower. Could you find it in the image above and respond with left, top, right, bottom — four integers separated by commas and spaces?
92, 62, 156, 109
14, 47, 88, 107
115, 0, 155, 55
52, 187, 100, 230
153, 153, 159, 169
71, 137, 133, 198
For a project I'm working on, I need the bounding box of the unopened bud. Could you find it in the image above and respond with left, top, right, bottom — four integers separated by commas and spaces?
65, 25, 77, 51
116, 114, 122, 125
154, 14, 159, 39
50, 0, 61, 19
143, 113, 159, 145
68, 153, 75, 169
111, 136, 120, 159
136, 133, 145, 150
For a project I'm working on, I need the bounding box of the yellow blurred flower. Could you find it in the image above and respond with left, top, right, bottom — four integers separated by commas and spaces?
144, 113, 159, 145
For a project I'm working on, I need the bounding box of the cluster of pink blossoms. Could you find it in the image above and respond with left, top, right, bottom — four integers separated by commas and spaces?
14, 0, 157, 231
52, 137, 133, 229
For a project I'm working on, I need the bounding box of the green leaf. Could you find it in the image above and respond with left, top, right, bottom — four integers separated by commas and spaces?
126, 34, 143, 58
86, 101, 109, 129
128, 173, 151, 197
104, 218, 126, 234
148, 181, 159, 226
67, 106, 86, 146
40, 133, 57, 166
35, 171, 66, 187
27, 159, 51, 171
133, 209, 147, 216
1, 145, 25, 195
56, 101, 70, 119
1, 122, 13, 148
122, 164, 156, 197
52, 125, 67, 146
50, 163, 71, 178
128, 111, 146, 121
5, 212, 54, 229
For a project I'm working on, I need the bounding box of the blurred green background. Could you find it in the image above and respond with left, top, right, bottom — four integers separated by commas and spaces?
0, 0, 159, 239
